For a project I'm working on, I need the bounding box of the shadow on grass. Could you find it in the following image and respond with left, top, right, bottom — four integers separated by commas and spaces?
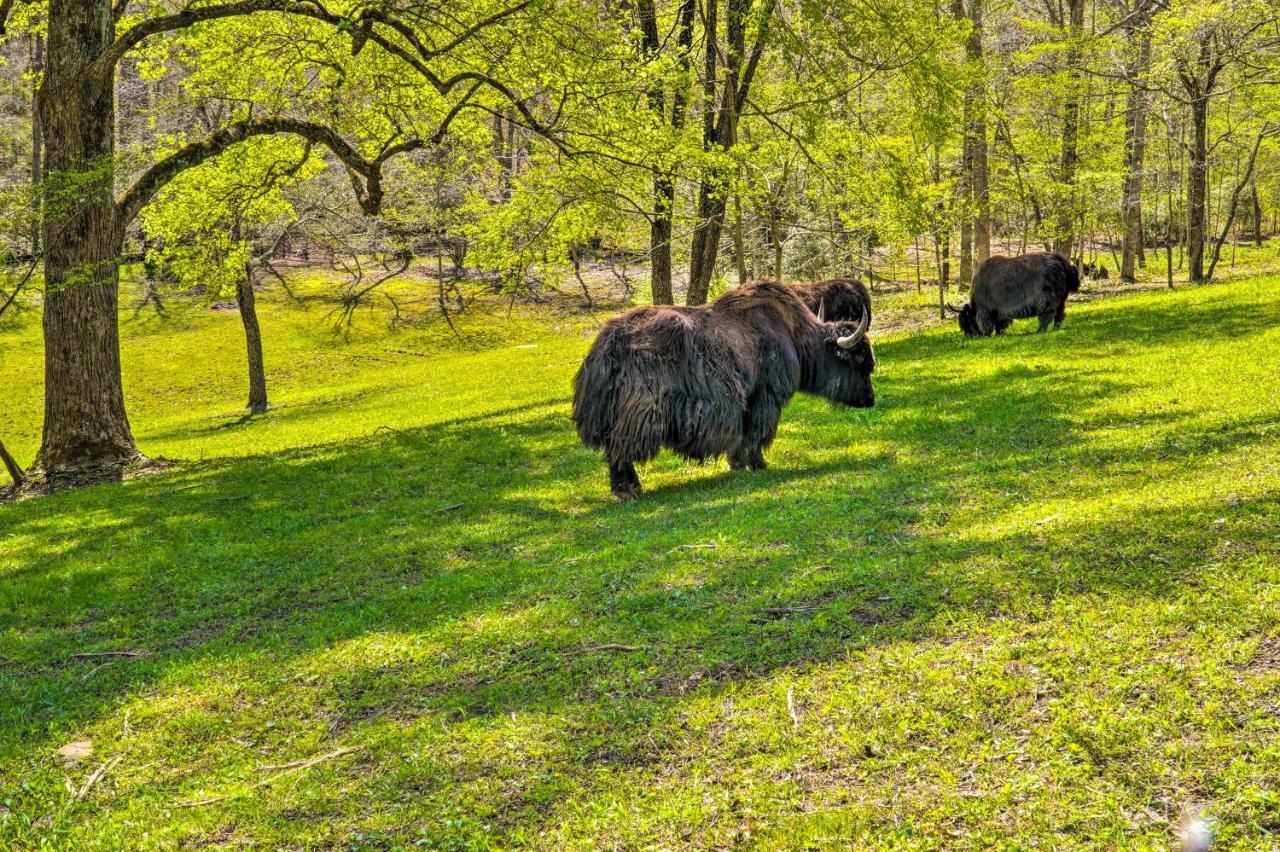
1, 281, 1278, 839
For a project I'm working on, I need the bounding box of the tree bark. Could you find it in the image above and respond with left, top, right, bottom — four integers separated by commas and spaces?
1120, 4, 1152, 283
33, 0, 141, 479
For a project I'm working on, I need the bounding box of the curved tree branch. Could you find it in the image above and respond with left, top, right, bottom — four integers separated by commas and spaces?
117, 117, 423, 225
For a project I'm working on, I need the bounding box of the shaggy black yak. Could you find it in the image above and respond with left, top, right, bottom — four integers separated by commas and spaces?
573, 281, 874, 498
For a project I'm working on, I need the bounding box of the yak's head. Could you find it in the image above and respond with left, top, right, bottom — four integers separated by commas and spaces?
948, 302, 981, 337
813, 304, 875, 408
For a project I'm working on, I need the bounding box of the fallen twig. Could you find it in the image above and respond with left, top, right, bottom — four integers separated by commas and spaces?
83, 661, 120, 681
68, 650, 152, 660
582, 643, 644, 652
763, 605, 820, 616
787, 687, 801, 732
74, 755, 123, 802
433, 503, 464, 514
180, 747, 362, 808
255, 747, 360, 774
179, 794, 228, 808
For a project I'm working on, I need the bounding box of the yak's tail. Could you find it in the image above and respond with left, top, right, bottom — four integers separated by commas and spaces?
573, 337, 621, 451
572, 322, 670, 465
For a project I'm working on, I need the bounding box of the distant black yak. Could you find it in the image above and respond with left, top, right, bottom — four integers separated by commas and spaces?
1080, 260, 1109, 281
573, 281, 874, 498
791, 278, 872, 324
949, 251, 1080, 336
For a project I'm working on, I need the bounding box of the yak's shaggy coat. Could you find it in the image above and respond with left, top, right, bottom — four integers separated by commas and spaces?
955, 251, 1081, 336
573, 281, 874, 498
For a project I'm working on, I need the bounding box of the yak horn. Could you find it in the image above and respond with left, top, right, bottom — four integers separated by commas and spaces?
836, 305, 869, 349
817, 298, 826, 323
945, 302, 964, 315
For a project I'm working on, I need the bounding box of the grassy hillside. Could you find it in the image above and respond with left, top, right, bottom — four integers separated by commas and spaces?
2, 274, 1280, 848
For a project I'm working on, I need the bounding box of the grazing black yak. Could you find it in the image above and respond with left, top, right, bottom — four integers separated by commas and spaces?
950, 251, 1080, 336
791, 278, 872, 324
573, 281, 874, 498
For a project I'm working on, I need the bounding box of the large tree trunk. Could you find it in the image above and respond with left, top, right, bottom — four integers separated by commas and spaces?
1187, 95, 1209, 281
33, 0, 141, 480
1120, 7, 1152, 283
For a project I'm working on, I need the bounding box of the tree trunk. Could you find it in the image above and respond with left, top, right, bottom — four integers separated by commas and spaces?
1053, 0, 1086, 259
1206, 125, 1270, 282
951, 0, 984, 285
1187, 95, 1209, 281
1120, 8, 1151, 283
687, 0, 770, 305
650, 186, 675, 304
1251, 178, 1263, 246
237, 265, 268, 412
0, 439, 24, 486
962, 0, 989, 267
33, 0, 141, 480
30, 33, 43, 257
733, 189, 748, 285
636, 0, 692, 305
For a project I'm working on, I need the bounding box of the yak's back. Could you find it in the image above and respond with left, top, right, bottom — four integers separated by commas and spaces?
974, 251, 1075, 304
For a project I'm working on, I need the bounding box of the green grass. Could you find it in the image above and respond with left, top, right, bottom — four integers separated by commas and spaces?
2, 271, 1280, 848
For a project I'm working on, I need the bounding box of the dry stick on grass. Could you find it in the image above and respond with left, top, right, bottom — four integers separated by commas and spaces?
180, 747, 362, 808
254, 747, 361, 774
74, 756, 123, 802
582, 643, 644, 652
786, 687, 801, 732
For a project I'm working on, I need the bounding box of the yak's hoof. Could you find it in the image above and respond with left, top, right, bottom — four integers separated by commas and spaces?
612, 486, 640, 501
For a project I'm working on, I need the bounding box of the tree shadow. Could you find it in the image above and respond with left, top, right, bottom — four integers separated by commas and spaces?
2, 294, 1279, 842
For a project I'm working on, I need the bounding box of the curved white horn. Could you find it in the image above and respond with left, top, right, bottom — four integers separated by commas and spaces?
836, 305, 870, 349
817, 298, 826, 323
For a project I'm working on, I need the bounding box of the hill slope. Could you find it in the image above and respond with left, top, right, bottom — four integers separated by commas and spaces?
3, 277, 1280, 848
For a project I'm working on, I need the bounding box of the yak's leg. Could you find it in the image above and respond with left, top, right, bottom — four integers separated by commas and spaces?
607, 457, 642, 499
993, 317, 1012, 335
730, 393, 780, 470
1053, 299, 1066, 330
1036, 310, 1054, 333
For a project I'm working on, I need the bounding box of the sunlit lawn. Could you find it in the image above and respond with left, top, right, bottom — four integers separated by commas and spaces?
2, 267, 1280, 848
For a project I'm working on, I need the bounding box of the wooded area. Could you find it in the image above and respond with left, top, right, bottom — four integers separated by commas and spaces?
2, 0, 1278, 485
